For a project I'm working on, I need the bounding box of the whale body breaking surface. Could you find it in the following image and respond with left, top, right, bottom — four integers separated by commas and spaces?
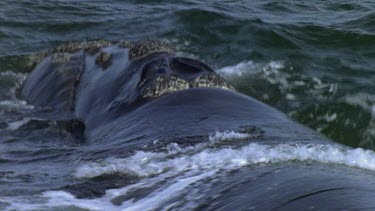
2, 40, 375, 210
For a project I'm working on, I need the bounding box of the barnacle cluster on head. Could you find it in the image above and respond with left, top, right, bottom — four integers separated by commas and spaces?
142, 73, 235, 98
26, 40, 174, 69
26, 40, 114, 69
52, 40, 114, 54
50, 53, 74, 63
128, 40, 175, 60
25, 39, 235, 100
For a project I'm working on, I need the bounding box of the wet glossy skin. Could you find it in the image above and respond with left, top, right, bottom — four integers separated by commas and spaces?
21, 44, 375, 210
22, 45, 224, 132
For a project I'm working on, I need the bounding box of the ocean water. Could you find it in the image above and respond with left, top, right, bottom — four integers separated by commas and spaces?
1, 0, 375, 210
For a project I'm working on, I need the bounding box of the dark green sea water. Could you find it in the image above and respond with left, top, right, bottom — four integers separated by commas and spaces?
1, 0, 374, 148
1, 1, 375, 210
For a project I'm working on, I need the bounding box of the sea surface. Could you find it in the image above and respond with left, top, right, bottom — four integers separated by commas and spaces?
1, 0, 375, 210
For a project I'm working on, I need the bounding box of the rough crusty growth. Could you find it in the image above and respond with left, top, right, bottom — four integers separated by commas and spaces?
128, 40, 175, 60
26, 40, 114, 69
190, 73, 234, 90
26, 40, 173, 69
142, 73, 234, 98
51, 53, 74, 63
142, 76, 190, 98
95, 51, 112, 69
25, 39, 236, 101
52, 40, 113, 54
117, 40, 132, 48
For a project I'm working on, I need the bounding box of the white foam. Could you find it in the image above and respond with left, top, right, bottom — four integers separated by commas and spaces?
286, 93, 297, 100
4, 139, 375, 210
0, 71, 28, 102
345, 93, 375, 117
0, 191, 118, 211
0, 100, 34, 110
216, 60, 285, 77
75, 131, 253, 178
344, 93, 375, 145
74, 126, 375, 180
217, 61, 255, 76
6, 118, 32, 130
0, 71, 27, 86
0, 71, 34, 112
268, 61, 284, 69
121, 171, 216, 211
324, 113, 337, 122
74, 151, 167, 178
209, 130, 252, 141
216, 60, 337, 101
43, 191, 117, 211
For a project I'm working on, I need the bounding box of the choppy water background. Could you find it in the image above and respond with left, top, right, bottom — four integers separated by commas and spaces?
1, 0, 375, 210
2, 0, 375, 148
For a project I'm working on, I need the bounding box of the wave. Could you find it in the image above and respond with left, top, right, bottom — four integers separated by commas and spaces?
1, 0, 375, 209
3, 130, 375, 210
215, 59, 375, 148
75, 141, 375, 180
216, 60, 337, 101
339, 12, 375, 34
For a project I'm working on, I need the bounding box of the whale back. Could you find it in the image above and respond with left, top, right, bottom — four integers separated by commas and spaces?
22, 51, 84, 114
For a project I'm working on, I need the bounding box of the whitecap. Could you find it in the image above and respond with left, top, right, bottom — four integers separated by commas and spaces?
6, 118, 32, 130
0, 100, 34, 111
3, 138, 375, 210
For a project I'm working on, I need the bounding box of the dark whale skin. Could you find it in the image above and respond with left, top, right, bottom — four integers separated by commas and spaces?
89, 88, 328, 146
80, 88, 375, 211
21, 43, 375, 210
196, 163, 375, 210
